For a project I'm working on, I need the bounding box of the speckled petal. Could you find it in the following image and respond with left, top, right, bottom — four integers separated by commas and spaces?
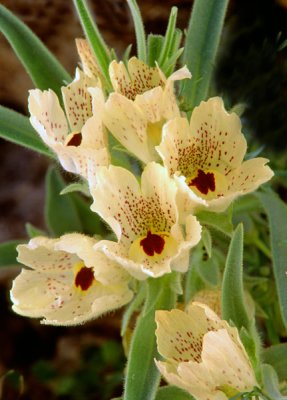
29, 89, 69, 144
109, 57, 164, 100
90, 165, 142, 243
61, 68, 96, 132
102, 93, 153, 163
189, 97, 247, 174
227, 157, 274, 194
75, 38, 101, 81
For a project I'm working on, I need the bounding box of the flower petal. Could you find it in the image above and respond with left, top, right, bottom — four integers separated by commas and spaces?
75, 38, 101, 81
29, 89, 68, 144
61, 68, 96, 132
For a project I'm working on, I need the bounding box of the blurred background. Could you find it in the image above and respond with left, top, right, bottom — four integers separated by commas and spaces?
0, 0, 286, 398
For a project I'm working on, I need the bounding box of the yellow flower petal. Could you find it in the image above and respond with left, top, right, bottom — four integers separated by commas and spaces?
75, 38, 102, 81
11, 234, 133, 326
90, 163, 201, 279
155, 304, 258, 399
158, 97, 273, 213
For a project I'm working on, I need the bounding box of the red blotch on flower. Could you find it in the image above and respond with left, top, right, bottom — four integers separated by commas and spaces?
66, 132, 82, 146
140, 230, 165, 256
75, 266, 94, 291
189, 169, 215, 195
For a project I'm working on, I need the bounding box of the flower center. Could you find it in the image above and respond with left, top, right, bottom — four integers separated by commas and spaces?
188, 169, 215, 195
74, 262, 94, 291
140, 230, 165, 256
65, 131, 82, 147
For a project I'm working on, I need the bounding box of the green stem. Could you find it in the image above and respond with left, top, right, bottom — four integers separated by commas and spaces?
253, 238, 272, 260
126, 0, 147, 62
123, 274, 177, 400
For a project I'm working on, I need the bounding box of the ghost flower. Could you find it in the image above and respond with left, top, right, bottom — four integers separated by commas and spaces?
28, 68, 109, 179
157, 97, 273, 214
155, 303, 258, 400
10, 234, 133, 326
89, 162, 201, 280
90, 57, 191, 164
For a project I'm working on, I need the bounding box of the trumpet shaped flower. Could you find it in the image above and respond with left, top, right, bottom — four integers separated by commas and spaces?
90, 162, 201, 280
90, 57, 191, 164
29, 68, 109, 179
10, 234, 133, 326
157, 97, 273, 213
155, 303, 258, 400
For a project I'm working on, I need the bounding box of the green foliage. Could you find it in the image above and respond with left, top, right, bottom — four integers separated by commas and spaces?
0, 106, 54, 158
123, 276, 177, 400
197, 207, 233, 236
222, 224, 250, 330
0, 240, 22, 267
256, 189, 287, 330
0, 4, 71, 98
179, 0, 229, 113
261, 364, 287, 400
25, 223, 46, 238
126, 0, 147, 63
262, 344, 287, 382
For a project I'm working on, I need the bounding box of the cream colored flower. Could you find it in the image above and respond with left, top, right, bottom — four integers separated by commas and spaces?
10, 234, 133, 326
155, 303, 258, 400
157, 97, 273, 214
89, 162, 201, 280
29, 68, 109, 178
90, 57, 191, 164
75, 38, 102, 84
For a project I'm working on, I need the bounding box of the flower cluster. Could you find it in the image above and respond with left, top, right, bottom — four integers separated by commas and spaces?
11, 39, 273, 324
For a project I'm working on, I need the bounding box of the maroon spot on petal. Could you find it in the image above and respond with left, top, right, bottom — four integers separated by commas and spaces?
189, 169, 215, 195
140, 230, 165, 256
66, 132, 82, 146
75, 266, 94, 291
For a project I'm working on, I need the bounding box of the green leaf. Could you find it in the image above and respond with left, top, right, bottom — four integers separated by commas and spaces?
25, 223, 46, 238
201, 227, 212, 257
123, 275, 177, 400
70, 192, 107, 236
196, 207, 233, 236
127, 0, 147, 63
147, 34, 164, 66
221, 224, 250, 330
0, 4, 71, 97
60, 182, 90, 197
45, 167, 83, 236
261, 364, 287, 400
256, 190, 287, 329
193, 246, 221, 287
0, 106, 55, 158
158, 7, 178, 66
0, 240, 22, 267
73, 0, 112, 90
155, 386, 194, 400
179, 0, 229, 113
262, 343, 287, 382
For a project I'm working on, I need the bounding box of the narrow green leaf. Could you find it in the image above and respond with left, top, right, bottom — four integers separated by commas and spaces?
0, 240, 22, 267
263, 344, 287, 381
262, 364, 287, 400
221, 224, 250, 330
0, 4, 71, 97
73, 0, 112, 90
179, 0, 229, 113
201, 227, 212, 257
158, 7, 178, 66
123, 276, 176, 400
45, 167, 83, 236
127, 0, 147, 62
155, 386, 194, 400
60, 182, 90, 197
256, 190, 287, 329
25, 223, 46, 238
0, 106, 54, 158
147, 34, 164, 66
193, 245, 221, 287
